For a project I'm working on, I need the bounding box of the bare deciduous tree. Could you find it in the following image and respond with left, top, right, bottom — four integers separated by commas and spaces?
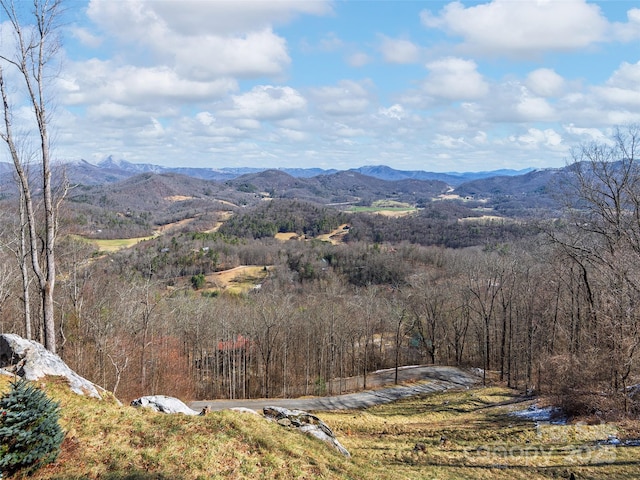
0, 0, 63, 352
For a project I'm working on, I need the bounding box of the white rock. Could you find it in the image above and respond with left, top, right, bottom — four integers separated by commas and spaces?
131, 395, 200, 415
0, 334, 103, 399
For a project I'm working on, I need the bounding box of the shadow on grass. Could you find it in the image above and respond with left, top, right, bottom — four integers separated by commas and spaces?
51, 472, 185, 480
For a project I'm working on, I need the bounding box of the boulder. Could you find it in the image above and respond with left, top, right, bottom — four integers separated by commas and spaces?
263, 406, 350, 457
229, 407, 261, 416
131, 395, 200, 415
0, 333, 103, 399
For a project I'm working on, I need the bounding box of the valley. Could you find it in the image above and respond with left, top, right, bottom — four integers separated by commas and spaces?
2, 157, 640, 478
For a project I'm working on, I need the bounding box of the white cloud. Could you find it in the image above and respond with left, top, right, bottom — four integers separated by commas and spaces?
170, 29, 292, 80
612, 8, 640, 42
593, 61, 640, 107
43, 1, 640, 171
279, 128, 309, 141
473, 131, 488, 145
525, 69, 565, 97
68, 26, 103, 48
516, 96, 555, 122
564, 124, 609, 142
512, 128, 563, 149
347, 52, 371, 67
421, 0, 608, 57
423, 57, 489, 101
61, 60, 237, 108
333, 123, 366, 138
233, 119, 262, 130
86, 102, 143, 121
143, 0, 331, 36
139, 118, 165, 139
433, 134, 467, 149
379, 36, 420, 64
379, 104, 407, 120
195, 112, 215, 126
223, 86, 307, 120
85, 0, 322, 80
87, 0, 331, 37
319, 32, 344, 52
310, 80, 373, 116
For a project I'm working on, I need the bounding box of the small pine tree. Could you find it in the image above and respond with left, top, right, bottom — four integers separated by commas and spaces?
191, 273, 206, 290
0, 378, 64, 477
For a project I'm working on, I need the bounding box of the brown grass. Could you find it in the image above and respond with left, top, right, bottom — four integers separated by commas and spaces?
204, 265, 271, 294
2, 377, 638, 480
164, 195, 195, 202
274, 232, 300, 241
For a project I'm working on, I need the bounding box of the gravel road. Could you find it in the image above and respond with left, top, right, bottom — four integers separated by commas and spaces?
189, 365, 479, 412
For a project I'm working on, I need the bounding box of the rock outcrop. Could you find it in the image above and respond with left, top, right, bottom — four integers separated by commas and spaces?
131, 395, 201, 415
0, 333, 103, 399
263, 406, 350, 457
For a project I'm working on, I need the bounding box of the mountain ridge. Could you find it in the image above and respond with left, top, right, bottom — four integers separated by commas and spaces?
0, 157, 536, 187
67, 156, 535, 186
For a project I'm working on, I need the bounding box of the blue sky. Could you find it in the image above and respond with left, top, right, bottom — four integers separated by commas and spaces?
5, 0, 640, 172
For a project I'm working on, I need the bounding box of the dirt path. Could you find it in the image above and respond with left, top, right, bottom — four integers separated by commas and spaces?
190, 366, 479, 412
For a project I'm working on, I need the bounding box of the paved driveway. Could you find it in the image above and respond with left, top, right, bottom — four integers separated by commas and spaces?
189, 365, 479, 412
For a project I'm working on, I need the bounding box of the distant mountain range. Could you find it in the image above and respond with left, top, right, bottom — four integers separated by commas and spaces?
0, 156, 568, 220
54, 156, 535, 187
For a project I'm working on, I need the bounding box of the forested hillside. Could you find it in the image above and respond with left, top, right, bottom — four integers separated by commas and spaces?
1, 131, 640, 421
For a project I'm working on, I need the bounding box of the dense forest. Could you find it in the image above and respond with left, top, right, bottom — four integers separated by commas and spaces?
1, 128, 640, 421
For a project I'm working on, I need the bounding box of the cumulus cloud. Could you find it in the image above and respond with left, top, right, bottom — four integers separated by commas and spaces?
511, 128, 563, 149
593, 61, 640, 107
60, 60, 237, 108
87, 0, 330, 37
420, 0, 608, 57
516, 96, 555, 122
379, 104, 407, 120
433, 133, 467, 149
612, 8, 640, 42
279, 128, 309, 142
195, 112, 215, 126
170, 29, 291, 80
564, 124, 610, 142
222, 86, 307, 120
85, 0, 330, 80
423, 57, 489, 101
310, 80, 373, 116
334, 123, 367, 138
525, 69, 565, 97
379, 36, 420, 64
144, 0, 331, 36
86, 102, 144, 121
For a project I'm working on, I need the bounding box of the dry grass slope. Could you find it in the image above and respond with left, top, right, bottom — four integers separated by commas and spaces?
1, 377, 639, 479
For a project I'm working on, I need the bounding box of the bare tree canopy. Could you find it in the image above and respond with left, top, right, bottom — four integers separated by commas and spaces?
0, 0, 64, 353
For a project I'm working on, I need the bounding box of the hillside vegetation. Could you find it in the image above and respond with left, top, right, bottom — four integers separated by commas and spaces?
2, 131, 640, 446
3, 376, 639, 479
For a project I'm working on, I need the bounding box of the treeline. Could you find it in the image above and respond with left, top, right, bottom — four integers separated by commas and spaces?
346, 206, 537, 248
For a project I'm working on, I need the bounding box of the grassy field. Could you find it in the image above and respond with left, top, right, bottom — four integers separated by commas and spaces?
323, 387, 640, 479
347, 200, 417, 216
2, 375, 639, 480
90, 236, 157, 252
204, 265, 271, 295
70, 234, 157, 253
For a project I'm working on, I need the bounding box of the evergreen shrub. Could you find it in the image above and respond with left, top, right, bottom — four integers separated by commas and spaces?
0, 378, 64, 477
